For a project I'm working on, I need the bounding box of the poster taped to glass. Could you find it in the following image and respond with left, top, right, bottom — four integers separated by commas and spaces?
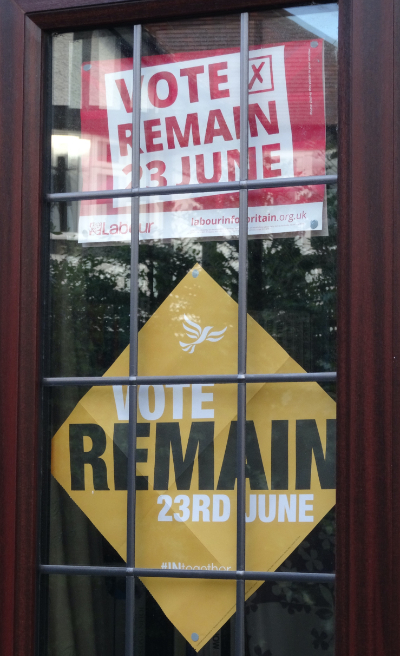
79, 40, 327, 243
51, 266, 336, 649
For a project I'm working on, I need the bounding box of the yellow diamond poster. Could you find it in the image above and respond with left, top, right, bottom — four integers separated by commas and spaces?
52, 264, 336, 650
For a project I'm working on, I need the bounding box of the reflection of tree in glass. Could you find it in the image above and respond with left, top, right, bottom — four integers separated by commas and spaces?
248, 192, 337, 377
138, 239, 239, 327
49, 242, 131, 377
245, 509, 335, 656
50, 187, 336, 381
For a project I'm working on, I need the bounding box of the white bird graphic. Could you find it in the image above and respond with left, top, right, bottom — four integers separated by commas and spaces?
179, 315, 227, 354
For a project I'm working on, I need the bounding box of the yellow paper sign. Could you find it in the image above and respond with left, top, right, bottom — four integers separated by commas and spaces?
52, 264, 336, 650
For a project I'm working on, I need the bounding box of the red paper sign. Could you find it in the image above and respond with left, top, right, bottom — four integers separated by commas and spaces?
79, 41, 326, 243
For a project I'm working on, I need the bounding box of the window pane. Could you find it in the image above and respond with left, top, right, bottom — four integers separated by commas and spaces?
137, 191, 239, 376
244, 381, 335, 574
245, 580, 335, 656
246, 185, 337, 374
140, 16, 240, 191
135, 383, 238, 578
48, 200, 131, 377
249, 6, 338, 179
45, 386, 126, 566
51, 28, 134, 195
43, 575, 126, 656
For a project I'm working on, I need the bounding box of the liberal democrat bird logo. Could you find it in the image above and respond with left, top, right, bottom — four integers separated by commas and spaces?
179, 315, 227, 354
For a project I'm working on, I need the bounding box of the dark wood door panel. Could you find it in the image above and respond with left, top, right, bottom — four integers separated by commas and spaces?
336, 0, 397, 655
21, 0, 333, 30
2, 1, 400, 656
0, 1, 27, 655
17, 0, 125, 9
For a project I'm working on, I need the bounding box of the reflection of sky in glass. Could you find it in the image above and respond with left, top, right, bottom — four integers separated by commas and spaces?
286, 4, 338, 47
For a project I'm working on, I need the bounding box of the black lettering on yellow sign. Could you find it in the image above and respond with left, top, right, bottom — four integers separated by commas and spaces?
154, 422, 214, 490
271, 420, 289, 490
68, 419, 336, 492
217, 421, 268, 490
113, 423, 150, 490
69, 424, 110, 491
295, 419, 336, 489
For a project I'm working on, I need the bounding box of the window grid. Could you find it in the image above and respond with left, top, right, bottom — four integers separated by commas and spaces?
47, 174, 337, 203
41, 14, 337, 656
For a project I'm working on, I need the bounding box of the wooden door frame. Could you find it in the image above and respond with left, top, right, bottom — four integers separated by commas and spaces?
0, 0, 397, 654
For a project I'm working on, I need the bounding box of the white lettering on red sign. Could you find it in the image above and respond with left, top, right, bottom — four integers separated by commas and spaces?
79, 42, 326, 243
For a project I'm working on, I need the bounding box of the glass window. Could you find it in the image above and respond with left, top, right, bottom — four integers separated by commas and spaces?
42, 6, 338, 656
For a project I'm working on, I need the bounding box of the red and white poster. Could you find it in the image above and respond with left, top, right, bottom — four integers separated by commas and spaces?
79, 41, 326, 243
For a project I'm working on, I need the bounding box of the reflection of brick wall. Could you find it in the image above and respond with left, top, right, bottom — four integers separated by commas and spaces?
144, 12, 338, 126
